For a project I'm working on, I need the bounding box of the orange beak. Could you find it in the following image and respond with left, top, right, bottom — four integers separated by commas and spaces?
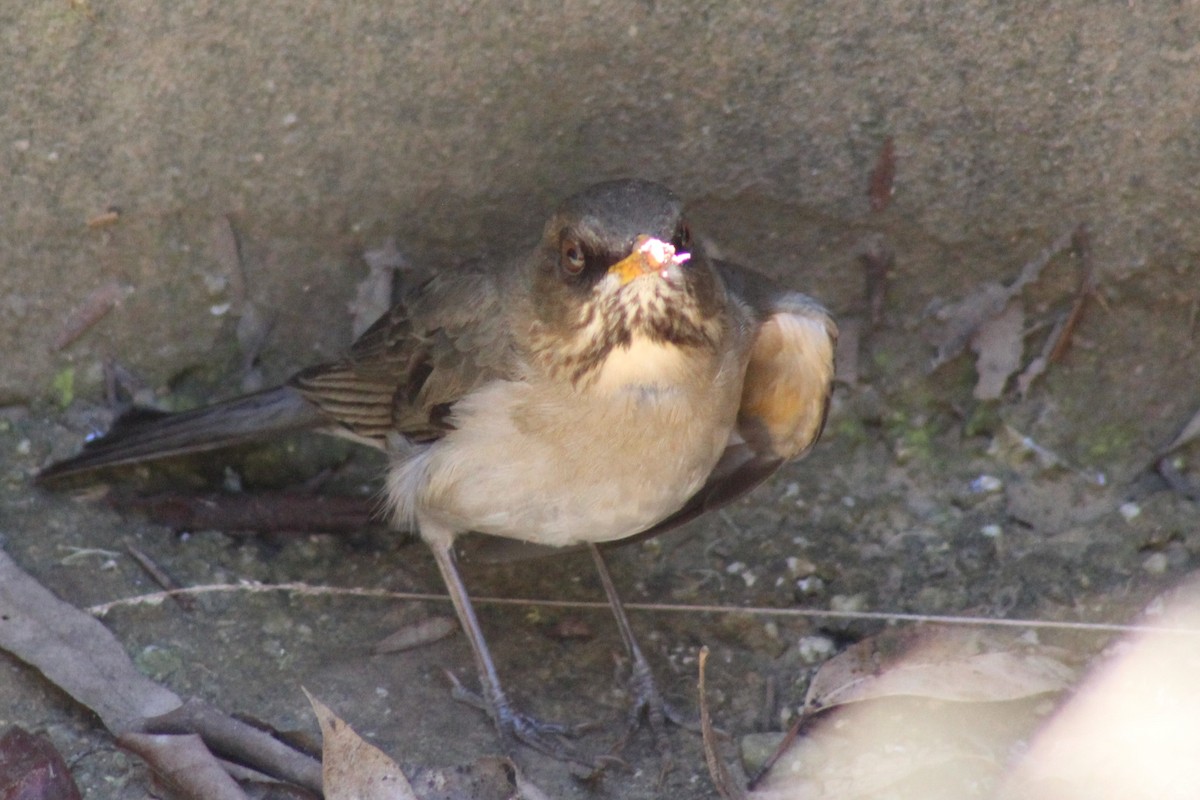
607, 235, 689, 286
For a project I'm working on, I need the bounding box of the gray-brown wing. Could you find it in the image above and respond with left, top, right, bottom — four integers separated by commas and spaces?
289, 260, 520, 446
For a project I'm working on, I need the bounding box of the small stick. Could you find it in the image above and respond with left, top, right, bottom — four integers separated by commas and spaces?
125, 545, 195, 612
698, 646, 746, 800
105, 490, 380, 536
1047, 223, 1097, 364
868, 136, 896, 212
860, 235, 894, 329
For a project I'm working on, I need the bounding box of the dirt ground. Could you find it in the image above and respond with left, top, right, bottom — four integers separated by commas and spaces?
4, 2, 1200, 799
5, 195, 1200, 799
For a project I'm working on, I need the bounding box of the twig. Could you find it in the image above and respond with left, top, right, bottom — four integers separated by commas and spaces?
105, 490, 381, 536
1047, 224, 1098, 363
867, 136, 896, 213
140, 698, 323, 794
126, 545, 195, 611
86, 582, 1200, 637
860, 234, 894, 329
760, 673, 778, 732
698, 647, 746, 800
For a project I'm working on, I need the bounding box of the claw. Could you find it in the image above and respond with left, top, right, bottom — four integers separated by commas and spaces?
442, 670, 598, 766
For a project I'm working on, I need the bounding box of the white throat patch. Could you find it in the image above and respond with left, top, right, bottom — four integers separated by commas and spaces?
591, 334, 695, 395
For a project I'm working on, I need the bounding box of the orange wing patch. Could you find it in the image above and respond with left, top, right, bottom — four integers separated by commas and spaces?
739, 308, 836, 460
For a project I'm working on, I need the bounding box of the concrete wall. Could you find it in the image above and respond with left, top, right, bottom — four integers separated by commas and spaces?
4, 1, 1197, 400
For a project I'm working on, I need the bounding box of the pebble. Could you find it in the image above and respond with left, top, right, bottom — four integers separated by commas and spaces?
1142, 552, 1168, 574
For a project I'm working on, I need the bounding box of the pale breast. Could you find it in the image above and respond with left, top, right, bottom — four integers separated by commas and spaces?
398, 337, 746, 548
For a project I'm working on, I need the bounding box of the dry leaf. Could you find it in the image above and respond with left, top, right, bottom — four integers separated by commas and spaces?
753, 627, 1072, 798
1002, 585, 1200, 799
119, 733, 249, 800
0, 550, 181, 733
1160, 406, 1200, 458
236, 300, 273, 390
211, 215, 250, 314
0, 551, 322, 794
0, 726, 83, 800
749, 704, 1000, 800
970, 301, 1025, 400
929, 281, 1013, 370
305, 689, 417, 800
52, 281, 131, 351
805, 627, 1074, 713
351, 239, 407, 338
928, 227, 1072, 372
372, 615, 457, 654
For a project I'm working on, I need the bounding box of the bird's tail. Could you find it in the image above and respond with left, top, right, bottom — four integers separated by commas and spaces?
36, 386, 327, 483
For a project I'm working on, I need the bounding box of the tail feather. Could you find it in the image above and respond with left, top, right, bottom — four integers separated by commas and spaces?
36, 386, 327, 483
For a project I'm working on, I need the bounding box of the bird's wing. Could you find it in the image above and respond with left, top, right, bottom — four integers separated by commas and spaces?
289, 260, 520, 446
625, 260, 837, 538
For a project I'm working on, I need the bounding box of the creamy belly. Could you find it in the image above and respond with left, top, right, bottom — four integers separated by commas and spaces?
389, 338, 745, 548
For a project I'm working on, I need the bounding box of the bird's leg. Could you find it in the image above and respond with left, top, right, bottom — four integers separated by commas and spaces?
589, 544, 692, 771
426, 535, 587, 761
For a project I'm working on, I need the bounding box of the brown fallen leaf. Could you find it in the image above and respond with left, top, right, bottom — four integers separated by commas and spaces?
970, 301, 1025, 400
305, 689, 418, 800
143, 699, 323, 792
0, 726, 83, 800
351, 238, 407, 338
751, 626, 1073, 797
0, 550, 181, 733
1002, 584, 1200, 799
748, 702, 1000, 800
236, 300, 273, 391
52, 281, 132, 351
804, 626, 1074, 713
372, 615, 458, 654
0, 550, 322, 794
119, 732, 248, 800
211, 216, 246, 308
306, 691, 553, 800
928, 227, 1074, 372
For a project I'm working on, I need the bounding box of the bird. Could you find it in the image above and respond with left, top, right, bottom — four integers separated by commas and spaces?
37, 179, 837, 761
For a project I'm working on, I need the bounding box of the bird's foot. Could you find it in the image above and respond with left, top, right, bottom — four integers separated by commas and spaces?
444, 670, 606, 769
608, 654, 699, 780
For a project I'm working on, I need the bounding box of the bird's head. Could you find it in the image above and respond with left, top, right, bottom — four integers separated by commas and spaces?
527, 179, 730, 386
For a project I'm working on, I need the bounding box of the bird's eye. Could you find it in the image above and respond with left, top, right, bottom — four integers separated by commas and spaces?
671, 222, 692, 254
559, 237, 586, 275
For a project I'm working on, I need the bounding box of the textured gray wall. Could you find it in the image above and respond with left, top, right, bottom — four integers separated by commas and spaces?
5, 2, 1197, 400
